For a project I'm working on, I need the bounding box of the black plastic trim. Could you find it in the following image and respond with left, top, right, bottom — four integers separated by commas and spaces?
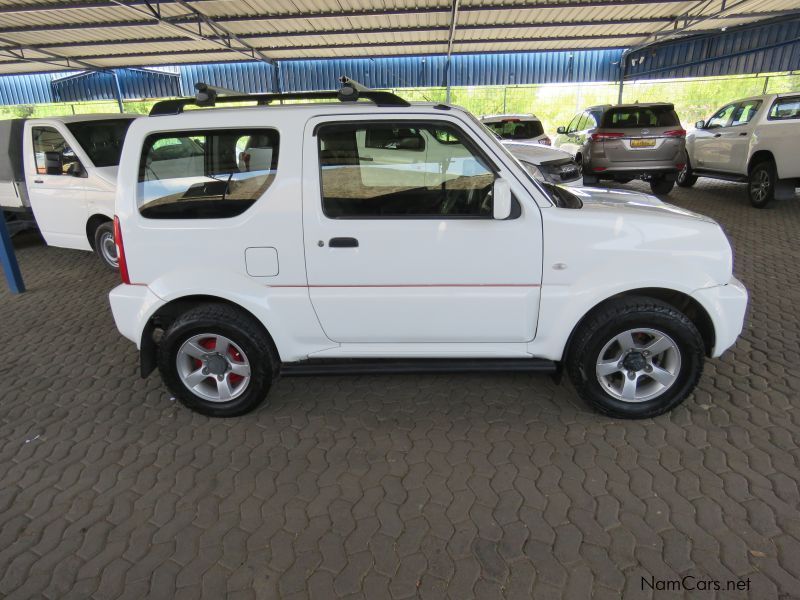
280, 357, 557, 376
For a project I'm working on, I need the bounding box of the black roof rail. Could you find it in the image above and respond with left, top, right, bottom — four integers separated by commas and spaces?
150, 77, 410, 116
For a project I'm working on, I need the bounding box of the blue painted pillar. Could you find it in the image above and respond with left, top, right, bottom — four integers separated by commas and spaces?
0, 209, 25, 294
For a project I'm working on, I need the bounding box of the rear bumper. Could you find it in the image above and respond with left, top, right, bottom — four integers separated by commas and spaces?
109, 284, 164, 347
691, 277, 748, 358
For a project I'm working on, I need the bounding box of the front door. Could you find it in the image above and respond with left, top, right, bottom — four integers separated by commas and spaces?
302, 117, 543, 345
27, 125, 88, 249
693, 103, 737, 172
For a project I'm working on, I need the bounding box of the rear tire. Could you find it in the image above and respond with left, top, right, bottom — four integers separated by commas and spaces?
93, 221, 118, 271
748, 160, 776, 208
649, 178, 674, 195
158, 303, 276, 417
566, 297, 704, 419
676, 162, 697, 188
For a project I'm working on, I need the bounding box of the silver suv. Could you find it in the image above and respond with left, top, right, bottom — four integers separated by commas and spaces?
556, 103, 687, 195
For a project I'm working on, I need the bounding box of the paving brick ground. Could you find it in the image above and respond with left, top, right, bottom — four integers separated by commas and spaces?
1, 179, 799, 599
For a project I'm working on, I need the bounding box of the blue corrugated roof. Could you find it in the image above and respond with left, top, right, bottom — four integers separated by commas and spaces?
0, 15, 797, 108
626, 16, 800, 80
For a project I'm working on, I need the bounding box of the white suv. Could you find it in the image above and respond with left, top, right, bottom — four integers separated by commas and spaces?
110, 82, 748, 419
680, 93, 800, 207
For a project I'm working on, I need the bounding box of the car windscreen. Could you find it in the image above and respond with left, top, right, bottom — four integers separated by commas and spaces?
66, 119, 134, 168
600, 107, 680, 129
484, 119, 545, 140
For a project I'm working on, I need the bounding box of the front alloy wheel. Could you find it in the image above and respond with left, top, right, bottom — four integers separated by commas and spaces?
595, 328, 681, 402
566, 297, 704, 419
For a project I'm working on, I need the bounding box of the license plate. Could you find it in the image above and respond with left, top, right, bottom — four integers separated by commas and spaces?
631, 138, 656, 148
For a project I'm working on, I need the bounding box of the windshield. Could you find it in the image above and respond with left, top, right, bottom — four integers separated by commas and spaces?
66, 118, 134, 168
484, 119, 545, 140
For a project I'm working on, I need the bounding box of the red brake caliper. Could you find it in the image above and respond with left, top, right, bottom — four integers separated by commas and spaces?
229, 345, 244, 387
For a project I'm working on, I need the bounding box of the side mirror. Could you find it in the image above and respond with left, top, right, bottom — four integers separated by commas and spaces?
695, 120, 705, 129
556, 126, 566, 134
493, 178, 512, 220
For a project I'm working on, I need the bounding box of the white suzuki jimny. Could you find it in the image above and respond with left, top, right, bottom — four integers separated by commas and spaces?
109, 80, 748, 419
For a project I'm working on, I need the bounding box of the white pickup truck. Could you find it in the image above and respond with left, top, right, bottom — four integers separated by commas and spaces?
0, 114, 137, 268
109, 81, 748, 420
679, 93, 800, 207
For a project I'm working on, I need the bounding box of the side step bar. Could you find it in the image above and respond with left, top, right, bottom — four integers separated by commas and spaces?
280, 357, 557, 377
692, 169, 747, 183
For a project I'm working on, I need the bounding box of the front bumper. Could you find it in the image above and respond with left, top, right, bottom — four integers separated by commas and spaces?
109, 284, 164, 347
691, 277, 748, 358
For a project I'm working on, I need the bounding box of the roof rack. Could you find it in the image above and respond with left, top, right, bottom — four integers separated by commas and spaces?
150, 76, 410, 116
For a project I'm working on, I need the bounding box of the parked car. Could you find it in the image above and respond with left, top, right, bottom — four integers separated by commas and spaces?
0, 114, 138, 268
555, 103, 687, 195
109, 82, 747, 420
482, 114, 551, 145
502, 141, 582, 187
680, 93, 800, 208
553, 104, 607, 160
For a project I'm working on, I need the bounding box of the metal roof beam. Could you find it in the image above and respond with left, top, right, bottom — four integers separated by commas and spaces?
7, 31, 734, 65
106, 0, 275, 64
0, 0, 707, 16
0, 10, 788, 38
0, 40, 102, 71
630, 0, 766, 50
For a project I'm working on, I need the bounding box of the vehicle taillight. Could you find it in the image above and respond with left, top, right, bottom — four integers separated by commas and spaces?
539, 137, 552, 146
591, 132, 625, 142
664, 129, 687, 138
113, 215, 130, 285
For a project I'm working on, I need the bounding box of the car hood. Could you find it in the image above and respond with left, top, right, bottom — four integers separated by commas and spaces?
568, 185, 716, 223
502, 141, 573, 165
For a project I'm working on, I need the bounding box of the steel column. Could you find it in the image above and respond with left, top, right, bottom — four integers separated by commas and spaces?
0, 209, 25, 294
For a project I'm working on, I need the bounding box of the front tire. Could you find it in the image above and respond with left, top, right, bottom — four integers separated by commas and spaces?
157, 303, 276, 417
566, 297, 704, 419
93, 221, 118, 271
676, 162, 698, 188
649, 178, 675, 195
748, 161, 776, 208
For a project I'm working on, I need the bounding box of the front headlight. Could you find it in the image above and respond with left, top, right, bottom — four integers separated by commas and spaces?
522, 161, 548, 183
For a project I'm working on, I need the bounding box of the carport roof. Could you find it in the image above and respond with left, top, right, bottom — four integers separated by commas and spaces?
0, 0, 796, 74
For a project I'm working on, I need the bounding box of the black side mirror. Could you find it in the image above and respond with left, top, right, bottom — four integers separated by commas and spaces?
67, 162, 87, 178
556, 126, 566, 134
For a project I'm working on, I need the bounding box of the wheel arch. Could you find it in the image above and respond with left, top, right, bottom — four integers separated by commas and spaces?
748, 149, 775, 174
563, 287, 716, 362
139, 294, 280, 378
85, 213, 112, 250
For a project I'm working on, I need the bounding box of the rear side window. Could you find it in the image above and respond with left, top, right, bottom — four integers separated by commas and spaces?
769, 96, 800, 120
317, 121, 496, 219
601, 106, 680, 128
137, 128, 279, 219
484, 119, 544, 140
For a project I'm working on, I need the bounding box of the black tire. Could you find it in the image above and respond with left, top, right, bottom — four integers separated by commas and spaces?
676, 162, 698, 188
93, 221, 119, 271
157, 303, 277, 417
649, 178, 675, 195
566, 297, 704, 419
748, 160, 776, 208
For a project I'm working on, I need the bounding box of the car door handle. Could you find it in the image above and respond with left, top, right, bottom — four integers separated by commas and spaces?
739, 132, 748, 136
33, 179, 43, 183
328, 237, 359, 248
713, 133, 722, 138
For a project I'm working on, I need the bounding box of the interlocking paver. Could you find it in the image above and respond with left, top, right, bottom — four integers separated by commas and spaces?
1, 180, 800, 598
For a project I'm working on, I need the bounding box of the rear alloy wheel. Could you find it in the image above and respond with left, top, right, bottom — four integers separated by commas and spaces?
649, 178, 675, 195
93, 221, 118, 271
676, 162, 698, 188
748, 161, 776, 208
567, 297, 704, 419
158, 303, 276, 417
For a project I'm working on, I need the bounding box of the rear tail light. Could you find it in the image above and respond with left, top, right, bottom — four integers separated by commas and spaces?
592, 167, 608, 172
113, 215, 130, 285
664, 129, 687, 138
539, 137, 552, 146
591, 132, 625, 142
